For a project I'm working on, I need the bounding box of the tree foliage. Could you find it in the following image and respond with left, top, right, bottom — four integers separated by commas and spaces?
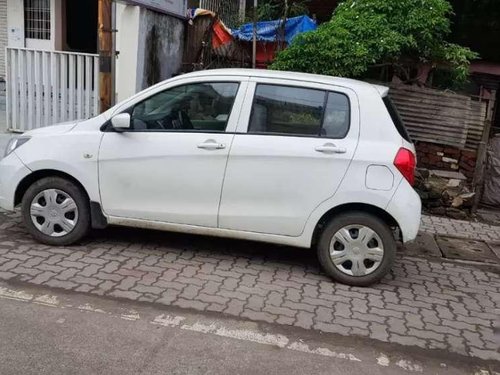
271, 0, 478, 84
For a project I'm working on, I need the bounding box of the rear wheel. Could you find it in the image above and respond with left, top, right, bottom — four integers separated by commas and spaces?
317, 211, 396, 286
21, 177, 90, 245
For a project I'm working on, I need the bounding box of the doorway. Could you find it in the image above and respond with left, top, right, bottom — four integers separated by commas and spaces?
65, 0, 98, 53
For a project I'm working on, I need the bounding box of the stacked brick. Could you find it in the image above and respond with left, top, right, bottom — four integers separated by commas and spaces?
415, 141, 477, 180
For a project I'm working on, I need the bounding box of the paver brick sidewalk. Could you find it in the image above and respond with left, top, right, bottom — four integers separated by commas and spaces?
421, 214, 500, 242
0, 210, 499, 362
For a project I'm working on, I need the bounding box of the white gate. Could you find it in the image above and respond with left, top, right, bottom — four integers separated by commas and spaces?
6, 48, 100, 132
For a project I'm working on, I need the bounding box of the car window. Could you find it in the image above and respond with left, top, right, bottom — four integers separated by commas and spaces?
383, 96, 412, 142
130, 82, 239, 132
248, 84, 325, 136
248, 84, 350, 138
322, 92, 350, 138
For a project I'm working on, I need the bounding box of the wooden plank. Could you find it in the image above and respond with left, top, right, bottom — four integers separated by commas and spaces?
85, 56, 92, 118
69, 54, 75, 120
42, 51, 51, 126
77, 54, 84, 119
93, 57, 99, 116
18, 49, 26, 132
60, 53, 68, 121
5, 49, 11, 130
10, 49, 18, 131
51, 52, 59, 124
98, 0, 113, 113
26, 50, 34, 131
34, 51, 43, 129
387, 84, 489, 151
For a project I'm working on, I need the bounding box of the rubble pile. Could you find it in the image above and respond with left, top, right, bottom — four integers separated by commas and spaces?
414, 169, 474, 219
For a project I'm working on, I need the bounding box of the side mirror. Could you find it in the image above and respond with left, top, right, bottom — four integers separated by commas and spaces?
111, 113, 131, 130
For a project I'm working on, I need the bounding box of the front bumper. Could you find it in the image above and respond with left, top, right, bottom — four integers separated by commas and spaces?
386, 180, 422, 243
0, 152, 31, 211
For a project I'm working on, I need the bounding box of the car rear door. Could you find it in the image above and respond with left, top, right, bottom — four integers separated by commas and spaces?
98, 78, 248, 227
218, 78, 360, 236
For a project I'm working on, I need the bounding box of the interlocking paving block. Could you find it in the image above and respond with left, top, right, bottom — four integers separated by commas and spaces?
1, 209, 500, 361
486, 242, 500, 260
436, 236, 499, 263
399, 232, 442, 258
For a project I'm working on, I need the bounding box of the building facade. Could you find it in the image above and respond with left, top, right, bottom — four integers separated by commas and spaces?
3, 0, 186, 131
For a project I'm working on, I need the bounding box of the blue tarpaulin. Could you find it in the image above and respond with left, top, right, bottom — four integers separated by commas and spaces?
232, 15, 317, 44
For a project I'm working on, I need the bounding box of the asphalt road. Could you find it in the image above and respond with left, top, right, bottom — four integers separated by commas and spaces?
0, 281, 494, 375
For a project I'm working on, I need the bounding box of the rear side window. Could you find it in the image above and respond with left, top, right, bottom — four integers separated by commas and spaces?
383, 96, 412, 142
248, 84, 350, 138
322, 93, 350, 138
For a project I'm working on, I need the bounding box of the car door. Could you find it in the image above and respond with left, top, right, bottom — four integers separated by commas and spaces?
98, 79, 247, 227
218, 78, 359, 236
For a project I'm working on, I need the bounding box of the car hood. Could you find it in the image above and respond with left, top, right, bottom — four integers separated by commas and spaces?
23, 121, 78, 137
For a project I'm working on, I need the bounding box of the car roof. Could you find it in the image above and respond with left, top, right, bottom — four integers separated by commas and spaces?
179, 68, 389, 97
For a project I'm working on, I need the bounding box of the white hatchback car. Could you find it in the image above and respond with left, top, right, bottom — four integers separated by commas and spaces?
0, 69, 421, 286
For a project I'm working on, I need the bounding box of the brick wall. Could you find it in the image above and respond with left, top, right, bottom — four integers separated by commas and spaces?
415, 141, 477, 180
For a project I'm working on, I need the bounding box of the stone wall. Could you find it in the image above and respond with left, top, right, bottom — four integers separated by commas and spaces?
415, 141, 477, 180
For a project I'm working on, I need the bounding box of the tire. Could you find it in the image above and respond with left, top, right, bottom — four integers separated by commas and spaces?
317, 211, 396, 287
21, 177, 90, 246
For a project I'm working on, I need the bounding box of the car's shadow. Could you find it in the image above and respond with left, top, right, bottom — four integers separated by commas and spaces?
87, 224, 322, 271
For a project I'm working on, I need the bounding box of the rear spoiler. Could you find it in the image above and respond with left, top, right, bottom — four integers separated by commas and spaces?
372, 84, 389, 97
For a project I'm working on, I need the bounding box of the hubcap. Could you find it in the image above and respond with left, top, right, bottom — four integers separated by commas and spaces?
30, 189, 78, 237
329, 225, 384, 277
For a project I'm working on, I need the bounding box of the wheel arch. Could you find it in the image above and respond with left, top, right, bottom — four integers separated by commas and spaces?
14, 169, 90, 207
311, 202, 401, 247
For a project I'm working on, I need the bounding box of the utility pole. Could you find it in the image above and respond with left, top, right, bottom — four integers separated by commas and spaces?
98, 0, 113, 113
252, 0, 257, 69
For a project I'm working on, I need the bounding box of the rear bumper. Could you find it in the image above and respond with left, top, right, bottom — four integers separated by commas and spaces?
0, 152, 31, 211
386, 181, 421, 243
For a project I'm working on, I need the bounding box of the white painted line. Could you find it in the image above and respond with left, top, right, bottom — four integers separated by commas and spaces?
181, 321, 290, 348
287, 341, 361, 362
0, 286, 33, 302
33, 294, 60, 307
0, 284, 440, 371
377, 353, 390, 366
120, 310, 140, 321
152, 314, 186, 327
77, 303, 107, 314
396, 359, 423, 372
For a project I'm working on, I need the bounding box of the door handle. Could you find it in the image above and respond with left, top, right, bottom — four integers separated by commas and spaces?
197, 140, 226, 150
315, 143, 347, 154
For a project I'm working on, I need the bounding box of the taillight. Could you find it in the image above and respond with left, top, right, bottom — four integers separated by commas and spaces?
394, 148, 416, 186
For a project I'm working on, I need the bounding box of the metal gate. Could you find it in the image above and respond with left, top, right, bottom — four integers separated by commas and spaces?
6, 47, 99, 132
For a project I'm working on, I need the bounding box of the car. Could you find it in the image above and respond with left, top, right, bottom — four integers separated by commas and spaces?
0, 69, 421, 286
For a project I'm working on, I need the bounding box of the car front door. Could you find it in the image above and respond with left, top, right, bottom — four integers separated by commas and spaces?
98, 79, 247, 227
218, 78, 359, 236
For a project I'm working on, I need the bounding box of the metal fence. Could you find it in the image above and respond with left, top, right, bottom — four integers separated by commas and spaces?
6, 47, 99, 132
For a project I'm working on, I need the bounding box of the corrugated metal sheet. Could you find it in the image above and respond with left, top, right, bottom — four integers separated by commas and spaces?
0, 0, 7, 80
389, 85, 488, 152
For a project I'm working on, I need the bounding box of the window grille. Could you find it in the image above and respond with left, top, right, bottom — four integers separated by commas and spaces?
24, 0, 51, 40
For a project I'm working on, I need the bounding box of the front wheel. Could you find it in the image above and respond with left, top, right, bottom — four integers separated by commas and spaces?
317, 211, 396, 287
21, 177, 90, 246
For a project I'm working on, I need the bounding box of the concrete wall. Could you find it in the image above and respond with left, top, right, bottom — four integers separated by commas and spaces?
7, 0, 24, 48
115, 4, 141, 103
115, 5, 184, 102
135, 7, 184, 92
